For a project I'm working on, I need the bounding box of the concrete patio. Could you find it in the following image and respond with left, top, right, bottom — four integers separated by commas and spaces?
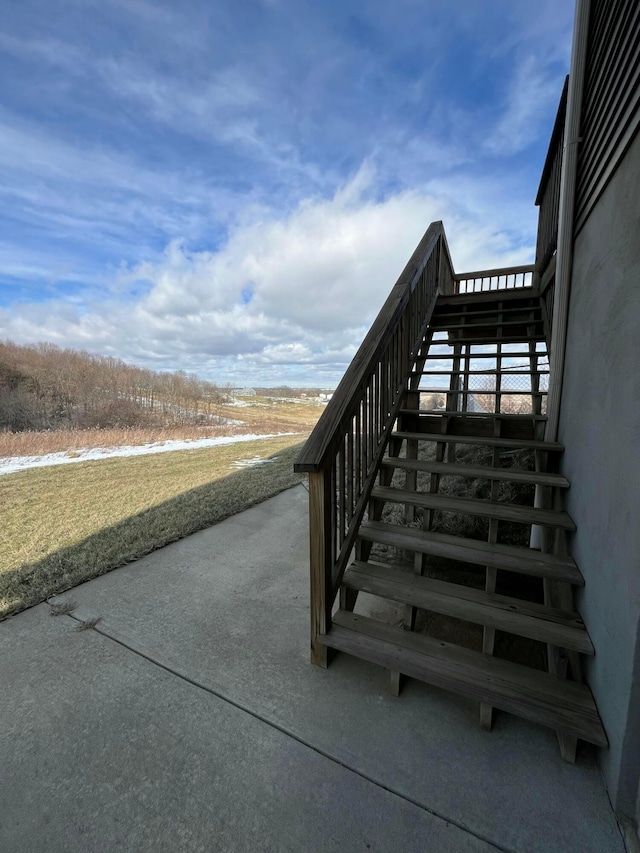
0, 484, 628, 852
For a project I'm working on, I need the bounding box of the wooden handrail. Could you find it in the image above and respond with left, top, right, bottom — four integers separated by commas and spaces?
534, 76, 569, 276
535, 76, 569, 207
454, 264, 535, 281
454, 265, 535, 294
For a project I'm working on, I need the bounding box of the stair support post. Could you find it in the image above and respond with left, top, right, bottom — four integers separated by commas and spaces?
309, 468, 333, 668
403, 390, 421, 523
531, 334, 549, 545
540, 470, 582, 762
480, 417, 503, 730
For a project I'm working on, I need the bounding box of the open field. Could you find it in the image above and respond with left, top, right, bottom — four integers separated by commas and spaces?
0, 434, 307, 619
0, 397, 326, 457
220, 395, 327, 429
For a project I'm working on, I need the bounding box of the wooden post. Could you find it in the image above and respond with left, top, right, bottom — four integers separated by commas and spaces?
404, 389, 419, 523
309, 468, 333, 668
480, 417, 502, 730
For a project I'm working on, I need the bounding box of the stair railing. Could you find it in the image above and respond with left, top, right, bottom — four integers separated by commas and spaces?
294, 221, 454, 665
454, 265, 535, 294
534, 76, 568, 283
534, 77, 568, 350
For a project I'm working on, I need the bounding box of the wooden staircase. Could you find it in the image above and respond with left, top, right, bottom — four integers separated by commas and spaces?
320, 289, 607, 758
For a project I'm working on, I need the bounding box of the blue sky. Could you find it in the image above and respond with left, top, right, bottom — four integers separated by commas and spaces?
0, 0, 574, 387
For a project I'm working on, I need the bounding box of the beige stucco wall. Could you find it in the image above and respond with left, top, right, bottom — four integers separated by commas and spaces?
558, 128, 640, 818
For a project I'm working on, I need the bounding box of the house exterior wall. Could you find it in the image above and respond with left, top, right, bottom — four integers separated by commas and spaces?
558, 127, 640, 818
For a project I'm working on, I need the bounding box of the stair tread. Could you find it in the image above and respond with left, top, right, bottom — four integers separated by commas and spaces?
393, 430, 563, 451
359, 520, 583, 584
433, 305, 541, 319
415, 388, 545, 396
430, 319, 542, 331
401, 409, 548, 421
343, 560, 593, 654
371, 485, 576, 530
323, 611, 606, 746
399, 408, 548, 421
440, 334, 546, 345
380, 457, 570, 488
422, 351, 545, 360
418, 370, 549, 376
437, 291, 538, 307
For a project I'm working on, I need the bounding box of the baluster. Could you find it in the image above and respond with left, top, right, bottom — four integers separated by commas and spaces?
338, 440, 346, 549
347, 417, 354, 521
355, 404, 362, 502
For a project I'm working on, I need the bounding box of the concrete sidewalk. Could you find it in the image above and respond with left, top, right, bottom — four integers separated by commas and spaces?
0, 484, 627, 852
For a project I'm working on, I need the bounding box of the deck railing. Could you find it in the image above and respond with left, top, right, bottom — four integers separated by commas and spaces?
454, 265, 535, 294
294, 221, 454, 665
535, 76, 568, 279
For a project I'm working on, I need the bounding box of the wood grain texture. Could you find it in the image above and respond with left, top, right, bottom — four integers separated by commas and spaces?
343, 561, 593, 652
418, 369, 549, 376
358, 520, 584, 584
429, 318, 543, 332
308, 470, 332, 667
379, 457, 569, 488
323, 612, 607, 747
371, 485, 575, 530
400, 410, 549, 423
440, 287, 535, 306
392, 430, 563, 452
421, 350, 540, 360
433, 303, 541, 321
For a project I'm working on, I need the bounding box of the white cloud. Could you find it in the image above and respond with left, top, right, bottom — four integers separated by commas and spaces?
1, 166, 537, 385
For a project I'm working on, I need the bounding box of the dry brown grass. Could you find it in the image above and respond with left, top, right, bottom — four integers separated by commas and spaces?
0, 425, 241, 456
0, 396, 325, 457
0, 434, 307, 619
217, 398, 326, 435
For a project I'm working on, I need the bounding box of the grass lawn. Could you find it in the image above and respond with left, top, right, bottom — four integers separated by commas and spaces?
0, 434, 306, 619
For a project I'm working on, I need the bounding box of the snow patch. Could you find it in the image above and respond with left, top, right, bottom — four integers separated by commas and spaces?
0, 434, 300, 477
217, 417, 245, 425
232, 456, 277, 469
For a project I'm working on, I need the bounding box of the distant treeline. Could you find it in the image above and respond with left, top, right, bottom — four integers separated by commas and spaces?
0, 340, 229, 432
